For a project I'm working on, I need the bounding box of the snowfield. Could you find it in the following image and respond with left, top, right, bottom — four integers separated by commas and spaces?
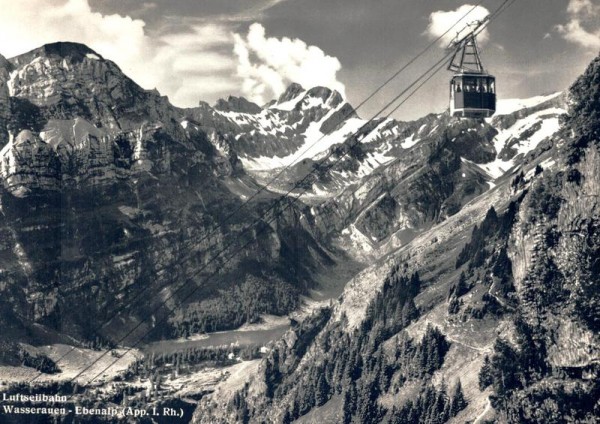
493, 92, 563, 116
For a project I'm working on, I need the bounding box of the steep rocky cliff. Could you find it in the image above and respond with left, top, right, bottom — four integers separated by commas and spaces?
0, 53, 10, 143
0, 42, 335, 347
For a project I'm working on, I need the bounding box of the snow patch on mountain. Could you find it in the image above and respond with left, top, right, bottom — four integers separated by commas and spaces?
240, 111, 364, 171
494, 92, 563, 116
340, 224, 376, 255
205, 85, 567, 198
301, 94, 328, 110
354, 178, 380, 202
401, 134, 421, 149
270, 89, 307, 111
270, 87, 342, 112
363, 150, 395, 169
463, 157, 512, 180
219, 109, 290, 138
360, 120, 393, 144
477, 105, 566, 179
519, 114, 562, 151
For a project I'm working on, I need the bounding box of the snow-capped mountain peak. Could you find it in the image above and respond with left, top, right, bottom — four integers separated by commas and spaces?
270, 84, 345, 112
204, 84, 568, 205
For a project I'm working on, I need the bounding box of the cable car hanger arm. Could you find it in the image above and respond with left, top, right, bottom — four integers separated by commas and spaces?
446, 16, 490, 73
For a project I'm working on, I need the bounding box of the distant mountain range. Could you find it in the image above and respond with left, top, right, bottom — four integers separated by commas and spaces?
0, 42, 597, 424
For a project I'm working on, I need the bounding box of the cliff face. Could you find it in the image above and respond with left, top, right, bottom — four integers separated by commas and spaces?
509, 147, 599, 365
0, 54, 10, 143
513, 56, 600, 354
310, 114, 495, 254
0, 42, 556, 346
1, 42, 220, 194
0, 43, 333, 344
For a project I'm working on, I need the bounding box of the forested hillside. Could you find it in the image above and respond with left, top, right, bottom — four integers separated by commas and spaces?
192, 53, 600, 424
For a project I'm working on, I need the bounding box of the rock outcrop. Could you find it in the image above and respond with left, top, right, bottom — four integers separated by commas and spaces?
0, 53, 11, 143
214, 96, 262, 114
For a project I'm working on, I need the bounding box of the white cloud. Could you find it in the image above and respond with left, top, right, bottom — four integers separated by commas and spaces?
425, 4, 491, 47
151, 25, 238, 106
169, 0, 291, 25
0, 0, 239, 107
160, 24, 233, 48
567, 0, 598, 14
556, 0, 600, 50
171, 76, 240, 107
233, 23, 345, 105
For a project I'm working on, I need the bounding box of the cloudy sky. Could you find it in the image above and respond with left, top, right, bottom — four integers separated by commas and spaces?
0, 0, 598, 120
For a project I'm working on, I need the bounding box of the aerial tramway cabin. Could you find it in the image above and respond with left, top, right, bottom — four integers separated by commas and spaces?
448, 29, 496, 119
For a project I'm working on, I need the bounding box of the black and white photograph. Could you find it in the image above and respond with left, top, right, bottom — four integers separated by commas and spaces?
0, 0, 599, 423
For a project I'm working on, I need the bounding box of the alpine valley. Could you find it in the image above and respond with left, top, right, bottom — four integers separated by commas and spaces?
0, 42, 598, 423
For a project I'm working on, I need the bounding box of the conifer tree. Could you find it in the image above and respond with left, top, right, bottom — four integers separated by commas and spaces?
479, 355, 493, 390
450, 380, 467, 416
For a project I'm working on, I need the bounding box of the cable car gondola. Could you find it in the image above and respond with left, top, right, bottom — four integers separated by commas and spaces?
448, 28, 495, 119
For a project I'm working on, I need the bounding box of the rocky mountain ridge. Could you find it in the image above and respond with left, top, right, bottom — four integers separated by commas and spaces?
0, 41, 592, 424
0, 42, 338, 348
0, 41, 568, 350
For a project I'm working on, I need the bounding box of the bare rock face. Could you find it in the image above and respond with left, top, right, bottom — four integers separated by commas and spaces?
0, 42, 218, 195
0, 42, 332, 344
192, 53, 600, 424
203, 84, 352, 161
277, 82, 305, 104
0, 130, 60, 196
214, 96, 262, 114
445, 117, 498, 164
308, 114, 493, 249
319, 102, 357, 134
0, 42, 569, 334
0, 53, 11, 143
490, 93, 567, 130
0, 41, 585, 424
